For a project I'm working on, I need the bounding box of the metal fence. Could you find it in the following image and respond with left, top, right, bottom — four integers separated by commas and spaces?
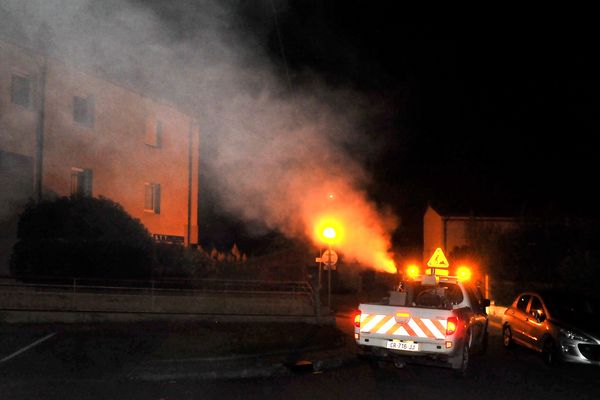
0, 275, 314, 299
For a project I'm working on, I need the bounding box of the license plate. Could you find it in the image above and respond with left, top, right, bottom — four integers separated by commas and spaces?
386, 341, 419, 351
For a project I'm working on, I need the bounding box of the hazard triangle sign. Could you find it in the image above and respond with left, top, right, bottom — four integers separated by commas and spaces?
427, 248, 449, 269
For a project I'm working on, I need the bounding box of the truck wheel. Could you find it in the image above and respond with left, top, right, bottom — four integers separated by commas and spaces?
479, 331, 489, 355
453, 335, 471, 378
502, 325, 513, 348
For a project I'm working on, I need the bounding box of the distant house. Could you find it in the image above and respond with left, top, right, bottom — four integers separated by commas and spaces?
423, 204, 518, 263
0, 38, 200, 274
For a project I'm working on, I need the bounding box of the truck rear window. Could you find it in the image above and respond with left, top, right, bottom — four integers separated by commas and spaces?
390, 282, 463, 310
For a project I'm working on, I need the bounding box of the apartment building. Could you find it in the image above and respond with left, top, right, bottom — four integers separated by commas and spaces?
0, 39, 199, 273
423, 204, 517, 263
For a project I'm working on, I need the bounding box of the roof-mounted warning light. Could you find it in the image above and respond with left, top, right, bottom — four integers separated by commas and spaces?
406, 264, 420, 279
456, 266, 472, 282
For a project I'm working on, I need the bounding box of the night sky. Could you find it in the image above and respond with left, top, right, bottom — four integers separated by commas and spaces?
249, 5, 599, 248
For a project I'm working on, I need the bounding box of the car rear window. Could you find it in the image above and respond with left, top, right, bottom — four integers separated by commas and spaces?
397, 281, 463, 310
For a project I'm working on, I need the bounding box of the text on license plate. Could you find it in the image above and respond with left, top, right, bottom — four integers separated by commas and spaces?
386, 341, 419, 351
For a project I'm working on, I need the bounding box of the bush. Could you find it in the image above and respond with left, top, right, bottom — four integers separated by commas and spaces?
10, 196, 154, 279
154, 242, 214, 279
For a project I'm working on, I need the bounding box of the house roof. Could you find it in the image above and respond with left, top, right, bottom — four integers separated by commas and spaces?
427, 200, 520, 219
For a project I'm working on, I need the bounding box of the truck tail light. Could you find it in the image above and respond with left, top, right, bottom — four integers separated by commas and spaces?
446, 316, 458, 335
353, 310, 361, 328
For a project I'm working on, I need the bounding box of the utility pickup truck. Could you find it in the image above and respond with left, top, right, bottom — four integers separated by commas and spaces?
354, 273, 490, 376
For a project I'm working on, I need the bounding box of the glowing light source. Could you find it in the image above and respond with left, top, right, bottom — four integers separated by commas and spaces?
446, 317, 458, 335
323, 227, 336, 240
353, 310, 361, 328
406, 264, 420, 279
311, 215, 396, 273
456, 266, 472, 281
313, 217, 344, 245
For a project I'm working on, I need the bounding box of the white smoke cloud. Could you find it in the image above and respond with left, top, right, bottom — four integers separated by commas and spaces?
0, 0, 398, 270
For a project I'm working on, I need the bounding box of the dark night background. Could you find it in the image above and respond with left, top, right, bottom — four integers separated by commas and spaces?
200, 4, 600, 253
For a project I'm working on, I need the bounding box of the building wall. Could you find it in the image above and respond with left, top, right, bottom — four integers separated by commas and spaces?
423, 205, 518, 263
423, 205, 443, 262
0, 39, 199, 275
0, 41, 42, 160
445, 219, 468, 254
41, 60, 199, 241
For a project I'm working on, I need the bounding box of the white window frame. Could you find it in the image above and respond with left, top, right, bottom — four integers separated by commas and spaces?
70, 167, 93, 196
144, 182, 161, 214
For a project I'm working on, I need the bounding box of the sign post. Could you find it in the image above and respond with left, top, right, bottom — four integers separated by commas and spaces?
321, 248, 338, 308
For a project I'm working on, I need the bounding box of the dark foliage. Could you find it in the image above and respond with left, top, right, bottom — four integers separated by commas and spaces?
450, 217, 600, 301
10, 196, 154, 279
497, 218, 600, 294
153, 242, 214, 279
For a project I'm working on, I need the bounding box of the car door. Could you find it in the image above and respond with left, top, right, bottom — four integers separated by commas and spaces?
465, 286, 485, 343
523, 295, 548, 351
507, 294, 531, 345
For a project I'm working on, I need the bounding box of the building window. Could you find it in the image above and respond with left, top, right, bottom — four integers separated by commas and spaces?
70, 168, 93, 196
73, 96, 95, 127
11, 74, 32, 109
144, 183, 161, 214
145, 120, 163, 148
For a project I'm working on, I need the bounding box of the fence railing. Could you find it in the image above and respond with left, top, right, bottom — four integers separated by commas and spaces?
0, 275, 313, 299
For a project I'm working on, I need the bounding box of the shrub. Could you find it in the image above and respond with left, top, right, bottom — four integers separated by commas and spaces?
10, 196, 154, 279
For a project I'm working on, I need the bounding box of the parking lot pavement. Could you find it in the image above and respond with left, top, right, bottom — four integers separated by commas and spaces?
0, 322, 167, 384
0, 320, 346, 383
2, 318, 600, 400
0, 325, 58, 363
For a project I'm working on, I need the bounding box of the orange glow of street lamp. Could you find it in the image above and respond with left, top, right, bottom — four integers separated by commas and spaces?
323, 227, 337, 240
314, 216, 344, 246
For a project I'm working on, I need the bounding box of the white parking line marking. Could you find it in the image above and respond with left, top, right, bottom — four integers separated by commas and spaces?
0, 332, 56, 364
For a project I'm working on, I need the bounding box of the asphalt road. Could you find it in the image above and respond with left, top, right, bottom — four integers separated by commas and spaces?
1, 318, 599, 400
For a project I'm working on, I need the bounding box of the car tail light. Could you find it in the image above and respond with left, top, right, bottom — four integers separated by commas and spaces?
353, 310, 361, 328
446, 316, 458, 335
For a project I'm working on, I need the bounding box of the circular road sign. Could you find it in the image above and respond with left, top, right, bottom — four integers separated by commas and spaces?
322, 249, 338, 266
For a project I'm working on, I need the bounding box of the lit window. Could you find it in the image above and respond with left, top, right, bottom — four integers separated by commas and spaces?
11, 74, 32, 108
145, 120, 163, 148
144, 183, 161, 214
73, 96, 95, 127
70, 168, 93, 196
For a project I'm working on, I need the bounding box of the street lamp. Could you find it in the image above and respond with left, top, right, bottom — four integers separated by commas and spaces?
323, 227, 336, 240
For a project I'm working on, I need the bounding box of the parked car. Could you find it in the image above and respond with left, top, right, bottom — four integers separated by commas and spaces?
502, 290, 600, 365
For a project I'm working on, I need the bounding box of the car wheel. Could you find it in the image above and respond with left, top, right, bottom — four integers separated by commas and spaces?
542, 337, 559, 366
502, 325, 513, 348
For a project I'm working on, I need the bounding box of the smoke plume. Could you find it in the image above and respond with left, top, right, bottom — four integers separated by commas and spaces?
0, 0, 398, 272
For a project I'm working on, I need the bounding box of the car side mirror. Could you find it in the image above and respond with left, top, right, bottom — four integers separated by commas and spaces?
480, 299, 491, 308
